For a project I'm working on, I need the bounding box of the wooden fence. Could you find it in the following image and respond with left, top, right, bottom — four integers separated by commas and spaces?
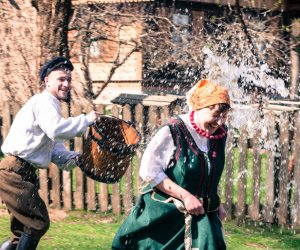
1, 98, 300, 227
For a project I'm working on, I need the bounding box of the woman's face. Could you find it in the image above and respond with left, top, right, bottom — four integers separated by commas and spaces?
193, 105, 229, 135
45, 69, 72, 101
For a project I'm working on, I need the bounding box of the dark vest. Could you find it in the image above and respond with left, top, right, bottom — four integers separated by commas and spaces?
163, 116, 227, 211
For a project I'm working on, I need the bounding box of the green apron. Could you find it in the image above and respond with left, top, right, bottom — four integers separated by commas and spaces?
112, 116, 227, 250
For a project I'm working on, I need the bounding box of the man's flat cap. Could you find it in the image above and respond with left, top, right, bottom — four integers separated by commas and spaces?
40, 56, 74, 81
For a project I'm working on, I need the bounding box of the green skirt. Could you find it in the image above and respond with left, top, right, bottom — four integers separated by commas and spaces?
112, 190, 226, 250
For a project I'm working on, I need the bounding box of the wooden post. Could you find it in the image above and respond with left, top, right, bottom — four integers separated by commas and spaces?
292, 111, 300, 227
96, 105, 109, 212
83, 103, 96, 211
48, 163, 60, 208
86, 177, 96, 211
236, 125, 248, 225
111, 105, 121, 215
38, 169, 49, 207
62, 168, 72, 210
148, 106, 160, 135
248, 129, 261, 220
74, 162, 84, 210
264, 111, 276, 223
73, 104, 84, 210
99, 183, 109, 212
224, 119, 234, 220
122, 104, 134, 214
277, 112, 290, 225
134, 103, 144, 200
61, 103, 72, 210
161, 105, 170, 125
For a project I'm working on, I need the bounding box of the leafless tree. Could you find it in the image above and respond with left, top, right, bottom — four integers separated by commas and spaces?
68, 2, 294, 102
0, 0, 298, 109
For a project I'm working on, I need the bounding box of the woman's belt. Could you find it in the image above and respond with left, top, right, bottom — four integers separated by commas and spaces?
200, 196, 221, 213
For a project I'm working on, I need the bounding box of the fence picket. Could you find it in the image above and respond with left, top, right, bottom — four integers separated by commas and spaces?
96, 104, 109, 212
49, 163, 60, 208
111, 105, 121, 215
134, 103, 144, 200
277, 112, 290, 225
73, 104, 84, 210
224, 117, 234, 220
236, 125, 248, 225
122, 105, 134, 214
264, 111, 276, 223
0, 100, 298, 225
62, 103, 72, 210
248, 129, 261, 220
38, 168, 49, 207
84, 103, 97, 211
86, 178, 96, 210
292, 111, 300, 227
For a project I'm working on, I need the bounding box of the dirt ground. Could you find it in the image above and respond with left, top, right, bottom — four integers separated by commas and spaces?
0, 207, 115, 224
0, 207, 68, 222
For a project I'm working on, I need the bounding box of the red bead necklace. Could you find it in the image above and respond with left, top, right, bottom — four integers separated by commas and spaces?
189, 110, 227, 140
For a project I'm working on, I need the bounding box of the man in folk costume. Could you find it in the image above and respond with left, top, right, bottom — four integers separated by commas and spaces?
112, 79, 231, 250
0, 57, 99, 250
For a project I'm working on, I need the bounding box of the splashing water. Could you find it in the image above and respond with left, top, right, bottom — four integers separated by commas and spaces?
202, 47, 289, 100
202, 47, 289, 146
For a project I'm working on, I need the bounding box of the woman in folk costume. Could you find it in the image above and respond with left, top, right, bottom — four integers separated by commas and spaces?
112, 79, 231, 250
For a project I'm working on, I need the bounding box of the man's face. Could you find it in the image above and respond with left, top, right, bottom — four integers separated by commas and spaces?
44, 69, 72, 101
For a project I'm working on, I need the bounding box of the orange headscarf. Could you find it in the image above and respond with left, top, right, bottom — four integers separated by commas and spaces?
186, 79, 231, 110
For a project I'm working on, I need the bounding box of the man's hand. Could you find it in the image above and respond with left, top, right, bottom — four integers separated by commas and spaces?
75, 155, 83, 167
86, 110, 101, 125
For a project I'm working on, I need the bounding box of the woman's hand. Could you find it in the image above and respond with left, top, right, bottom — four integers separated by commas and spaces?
182, 193, 205, 216
156, 178, 205, 216
218, 203, 226, 221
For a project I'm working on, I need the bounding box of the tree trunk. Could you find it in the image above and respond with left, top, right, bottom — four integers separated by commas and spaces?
38, 0, 72, 66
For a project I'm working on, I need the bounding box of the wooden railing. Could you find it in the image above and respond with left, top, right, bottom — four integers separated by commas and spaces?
1, 99, 300, 227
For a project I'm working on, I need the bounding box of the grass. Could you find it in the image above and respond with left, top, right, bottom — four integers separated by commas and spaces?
1, 149, 300, 249
1, 140, 299, 249
0, 210, 121, 250
224, 221, 300, 249
1, 210, 300, 249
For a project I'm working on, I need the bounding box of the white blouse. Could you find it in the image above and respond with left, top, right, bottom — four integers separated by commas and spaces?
139, 113, 210, 187
1, 90, 92, 169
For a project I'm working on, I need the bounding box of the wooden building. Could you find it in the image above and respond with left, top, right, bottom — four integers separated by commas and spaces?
70, 0, 300, 102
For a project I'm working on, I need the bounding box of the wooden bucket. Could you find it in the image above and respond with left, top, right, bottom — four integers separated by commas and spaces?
80, 115, 140, 183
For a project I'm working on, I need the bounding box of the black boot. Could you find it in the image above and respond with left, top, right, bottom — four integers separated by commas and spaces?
15, 234, 39, 250
0, 239, 16, 250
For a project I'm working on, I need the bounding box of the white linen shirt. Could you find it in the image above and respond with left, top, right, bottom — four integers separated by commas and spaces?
1, 91, 91, 169
139, 114, 210, 187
